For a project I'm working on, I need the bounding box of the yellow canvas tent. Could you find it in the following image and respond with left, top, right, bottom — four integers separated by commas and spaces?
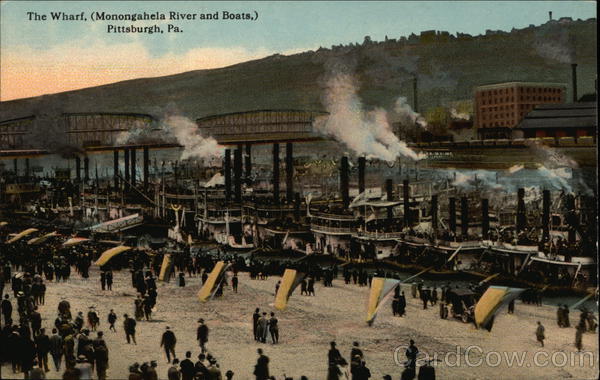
158, 254, 174, 282
28, 231, 58, 245
474, 286, 524, 331
274, 269, 307, 310
366, 277, 401, 325
7, 228, 38, 244
62, 237, 91, 247
197, 261, 229, 302
95, 246, 132, 266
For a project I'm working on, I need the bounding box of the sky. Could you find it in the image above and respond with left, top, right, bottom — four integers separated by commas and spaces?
1, 1, 596, 101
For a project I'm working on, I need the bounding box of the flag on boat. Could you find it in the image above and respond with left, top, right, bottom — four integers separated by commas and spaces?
366, 277, 401, 325
474, 286, 525, 331
198, 261, 230, 302
95, 246, 132, 266
27, 231, 58, 245
7, 228, 38, 244
274, 269, 308, 310
158, 254, 174, 282
62, 237, 90, 247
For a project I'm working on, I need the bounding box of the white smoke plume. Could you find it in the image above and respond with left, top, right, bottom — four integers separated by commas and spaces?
163, 116, 224, 160
449, 170, 503, 191
526, 141, 578, 168
314, 73, 425, 162
116, 116, 223, 160
394, 97, 428, 129
536, 165, 572, 192
450, 108, 470, 121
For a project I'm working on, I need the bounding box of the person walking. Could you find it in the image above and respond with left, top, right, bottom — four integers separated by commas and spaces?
167, 358, 181, 380
232, 274, 238, 293
179, 352, 195, 380
123, 314, 137, 344
535, 321, 545, 347
108, 310, 117, 332
160, 326, 177, 363
253, 308, 260, 341
197, 319, 209, 353
49, 328, 64, 372
253, 349, 269, 380
257, 312, 268, 343
35, 328, 51, 372
106, 271, 113, 290
575, 321, 584, 352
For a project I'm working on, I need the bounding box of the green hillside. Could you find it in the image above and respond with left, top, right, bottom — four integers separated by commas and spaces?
0, 17, 596, 122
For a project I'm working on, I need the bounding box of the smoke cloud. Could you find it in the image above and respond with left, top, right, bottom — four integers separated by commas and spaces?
116, 115, 223, 160
314, 72, 425, 162
393, 97, 428, 129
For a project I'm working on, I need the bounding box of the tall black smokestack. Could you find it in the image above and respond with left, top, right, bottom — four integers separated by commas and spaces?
413, 76, 418, 113
143, 146, 149, 191
286, 142, 293, 203
124, 149, 130, 191
386, 179, 393, 220
517, 188, 526, 232
83, 156, 89, 182
224, 148, 231, 203
482, 198, 489, 240
431, 194, 438, 232
272, 144, 280, 204
403, 179, 410, 226
565, 194, 577, 244
358, 156, 366, 195
542, 190, 550, 242
245, 144, 252, 185
571, 63, 578, 102
449, 197, 456, 234
340, 156, 349, 209
549, 11, 553, 21
75, 156, 81, 182
113, 149, 119, 191
461, 196, 469, 237
25, 158, 30, 180
130, 148, 136, 187
294, 192, 300, 221
234, 145, 242, 203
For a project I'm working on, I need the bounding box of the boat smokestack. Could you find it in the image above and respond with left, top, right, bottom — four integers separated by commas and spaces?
549, 11, 553, 21
294, 192, 300, 221
340, 156, 349, 209
461, 196, 469, 237
449, 197, 456, 234
75, 156, 81, 182
224, 148, 231, 203
431, 194, 438, 232
83, 156, 89, 182
245, 144, 252, 185
403, 179, 410, 226
286, 142, 294, 203
386, 179, 394, 220
517, 188, 526, 232
413, 76, 418, 113
272, 143, 280, 204
565, 194, 577, 244
124, 149, 130, 191
130, 148, 136, 187
542, 189, 550, 242
113, 149, 119, 191
571, 63, 578, 102
25, 158, 30, 180
234, 145, 242, 203
358, 156, 366, 195
143, 146, 149, 191
482, 198, 489, 240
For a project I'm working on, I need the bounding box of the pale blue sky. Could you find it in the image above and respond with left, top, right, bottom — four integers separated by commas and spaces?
1, 1, 596, 100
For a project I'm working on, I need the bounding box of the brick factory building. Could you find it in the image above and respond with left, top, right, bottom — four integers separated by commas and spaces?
474, 82, 566, 139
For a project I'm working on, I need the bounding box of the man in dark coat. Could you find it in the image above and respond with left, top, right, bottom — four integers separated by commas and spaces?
49, 328, 64, 371
161, 326, 177, 363
253, 308, 260, 341
123, 314, 137, 344
1, 294, 12, 325
197, 319, 209, 353
254, 348, 269, 380
398, 291, 407, 316
35, 327, 51, 371
179, 351, 195, 380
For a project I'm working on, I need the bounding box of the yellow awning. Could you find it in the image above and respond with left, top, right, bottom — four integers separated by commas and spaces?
474, 286, 524, 331
28, 231, 58, 245
274, 269, 307, 311
7, 228, 38, 244
198, 261, 228, 302
95, 246, 132, 266
158, 254, 174, 282
62, 237, 91, 247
